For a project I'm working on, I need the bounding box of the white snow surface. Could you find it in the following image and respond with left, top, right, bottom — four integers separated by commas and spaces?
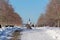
0, 27, 60, 40
21, 27, 60, 40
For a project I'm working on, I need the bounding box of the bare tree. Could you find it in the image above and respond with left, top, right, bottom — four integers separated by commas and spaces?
0, 0, 22, 26
37, 0, 60, 27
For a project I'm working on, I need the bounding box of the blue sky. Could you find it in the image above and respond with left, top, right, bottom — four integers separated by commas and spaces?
9, 0, 49, 23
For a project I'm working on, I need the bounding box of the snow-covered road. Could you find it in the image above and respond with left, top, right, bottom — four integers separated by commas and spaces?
21, 27, 60, 40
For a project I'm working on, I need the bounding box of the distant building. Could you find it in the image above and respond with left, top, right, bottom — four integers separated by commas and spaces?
25, 18, 32, 29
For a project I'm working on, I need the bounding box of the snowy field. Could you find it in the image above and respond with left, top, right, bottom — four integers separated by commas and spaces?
0, 27, 60, 40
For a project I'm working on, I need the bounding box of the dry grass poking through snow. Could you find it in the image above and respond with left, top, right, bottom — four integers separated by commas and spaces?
9, 30, 22, 40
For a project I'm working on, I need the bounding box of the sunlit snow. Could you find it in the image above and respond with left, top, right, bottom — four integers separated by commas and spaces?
0, 27, 60, 40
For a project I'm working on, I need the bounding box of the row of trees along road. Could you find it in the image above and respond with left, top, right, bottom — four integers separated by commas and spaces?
0, 0, 22, 26
37, 0, 60, 27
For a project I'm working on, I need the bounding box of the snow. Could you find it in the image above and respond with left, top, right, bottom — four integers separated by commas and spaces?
21, 30, 54, 40
21, 27, 60, 40
0, 27, 23, 40
0, 27, 60, 40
